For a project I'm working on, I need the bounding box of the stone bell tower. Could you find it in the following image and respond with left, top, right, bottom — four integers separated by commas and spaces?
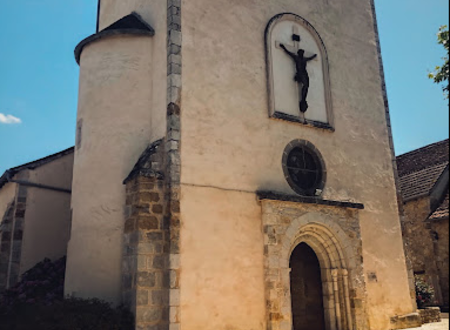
66, 0, 421, 329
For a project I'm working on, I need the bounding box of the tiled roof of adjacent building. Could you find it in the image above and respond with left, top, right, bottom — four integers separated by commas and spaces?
397, 139, 449, 201
397, 139, 449, 177
429, 193, 449, 221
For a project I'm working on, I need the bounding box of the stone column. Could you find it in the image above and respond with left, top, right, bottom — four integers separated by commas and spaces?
123, 173, 170, 330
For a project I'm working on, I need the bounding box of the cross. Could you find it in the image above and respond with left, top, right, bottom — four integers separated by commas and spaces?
275, 26, 302, 54
275, 26, 318, 118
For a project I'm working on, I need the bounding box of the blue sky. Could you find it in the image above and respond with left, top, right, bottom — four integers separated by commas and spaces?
0, 0, 449, 175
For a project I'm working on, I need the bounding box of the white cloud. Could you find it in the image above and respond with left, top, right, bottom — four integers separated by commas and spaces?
0, 113, 22, 124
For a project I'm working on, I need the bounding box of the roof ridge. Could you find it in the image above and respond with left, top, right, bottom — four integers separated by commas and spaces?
397, 139, 449, 159
0, 147, 75, 190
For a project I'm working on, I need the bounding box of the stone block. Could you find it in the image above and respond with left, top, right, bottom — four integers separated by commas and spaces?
137, 289, 149, 306
170, 289, 180, 306
136, 307, 163, 323
169, 323, 180, 330
152, 289, 169, 306
419, 307, 442, 324
138, 216, 160, 231
153, 255, 167, 269
137, 272, 156, 288
156, 271, 170, 288
390, 313, 422, 329
147, 232, 164, 242
152, 204, 164, 215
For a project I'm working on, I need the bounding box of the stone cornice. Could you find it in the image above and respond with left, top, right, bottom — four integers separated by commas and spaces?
257, 191, 365, 210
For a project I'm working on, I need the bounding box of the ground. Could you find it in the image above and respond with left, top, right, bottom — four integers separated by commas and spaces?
406, 315, 449, 330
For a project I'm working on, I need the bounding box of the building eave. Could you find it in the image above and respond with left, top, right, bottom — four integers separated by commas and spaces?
74, 12, 155, 65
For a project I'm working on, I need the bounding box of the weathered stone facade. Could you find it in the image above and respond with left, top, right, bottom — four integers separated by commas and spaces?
402, 197, 443, 302
123, 173, 169, 329
0, 200, 20, 290
398, 140, 449, 309
429, 218, 449, 307
1, 181, 34, 290
260, 198, 368, 330
122, 140, 170, 329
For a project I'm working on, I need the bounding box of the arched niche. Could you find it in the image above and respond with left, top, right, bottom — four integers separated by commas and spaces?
265, 13, 333, 129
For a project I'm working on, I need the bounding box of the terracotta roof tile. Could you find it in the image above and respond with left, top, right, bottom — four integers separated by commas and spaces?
397, 139, 449, 177
397, 140, 449, 201
399, 163, 448, 201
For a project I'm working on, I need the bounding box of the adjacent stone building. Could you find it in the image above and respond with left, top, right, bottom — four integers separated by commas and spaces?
0, 148, 74, 291
398, 139, 449, 310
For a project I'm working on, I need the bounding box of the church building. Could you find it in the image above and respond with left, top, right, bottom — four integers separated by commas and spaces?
0, 0, 425, 329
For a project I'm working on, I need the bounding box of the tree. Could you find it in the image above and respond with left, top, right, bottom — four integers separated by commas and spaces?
428, 25, 449, 100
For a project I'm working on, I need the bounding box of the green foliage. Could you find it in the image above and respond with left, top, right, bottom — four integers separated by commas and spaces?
0, 298, 134, 330
0, 258, 134, 330
428, 25, 449, 100
0, 257, 66, 309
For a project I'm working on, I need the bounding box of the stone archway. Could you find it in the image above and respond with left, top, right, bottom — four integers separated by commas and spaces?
261, 203, 369, 330
287, 224, 354, 330
290, 243, 326, 330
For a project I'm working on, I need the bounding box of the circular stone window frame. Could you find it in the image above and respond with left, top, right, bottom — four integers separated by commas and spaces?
282, 140, 327, 197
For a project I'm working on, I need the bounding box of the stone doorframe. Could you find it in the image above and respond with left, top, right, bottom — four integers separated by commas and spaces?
260, 198, 369, 330
288, 225, 352, 330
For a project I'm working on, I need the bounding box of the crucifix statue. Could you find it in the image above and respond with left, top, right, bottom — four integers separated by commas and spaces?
279, 33, 317, 113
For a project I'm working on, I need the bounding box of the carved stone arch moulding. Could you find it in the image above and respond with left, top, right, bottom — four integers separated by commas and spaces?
261, 204, 369, 330
265, 13, 334, 130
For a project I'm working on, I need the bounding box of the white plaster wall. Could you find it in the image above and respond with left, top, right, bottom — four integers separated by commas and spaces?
19, 154, 73, 274
27, 153, 74, 189
0, 183, 17, 223
66, 36, 155, 304
180, 0, 414, 329
180, 185, 266, 330
99, 0, 168, 142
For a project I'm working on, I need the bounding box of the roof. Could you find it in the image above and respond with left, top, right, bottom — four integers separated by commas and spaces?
75, 12, 155, 64
397, 139, 449, 177
123, 139, 164, 184
0, 147, 74, 190
429, 193, 449, 221
397, 140, 449, 201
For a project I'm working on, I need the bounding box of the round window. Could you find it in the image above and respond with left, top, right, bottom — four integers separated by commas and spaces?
283, 141, 326, 197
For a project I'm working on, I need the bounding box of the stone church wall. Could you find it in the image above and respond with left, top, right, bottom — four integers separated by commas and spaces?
66, 0, 418, 329
0, 153, 73, 291
19, 154, 73, 275
179, 0, 414, 329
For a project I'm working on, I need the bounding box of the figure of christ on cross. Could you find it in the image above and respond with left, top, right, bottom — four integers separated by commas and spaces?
280, 42, 317, 113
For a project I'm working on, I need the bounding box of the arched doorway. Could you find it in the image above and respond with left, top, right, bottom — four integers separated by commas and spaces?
290, 243, 326, 330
